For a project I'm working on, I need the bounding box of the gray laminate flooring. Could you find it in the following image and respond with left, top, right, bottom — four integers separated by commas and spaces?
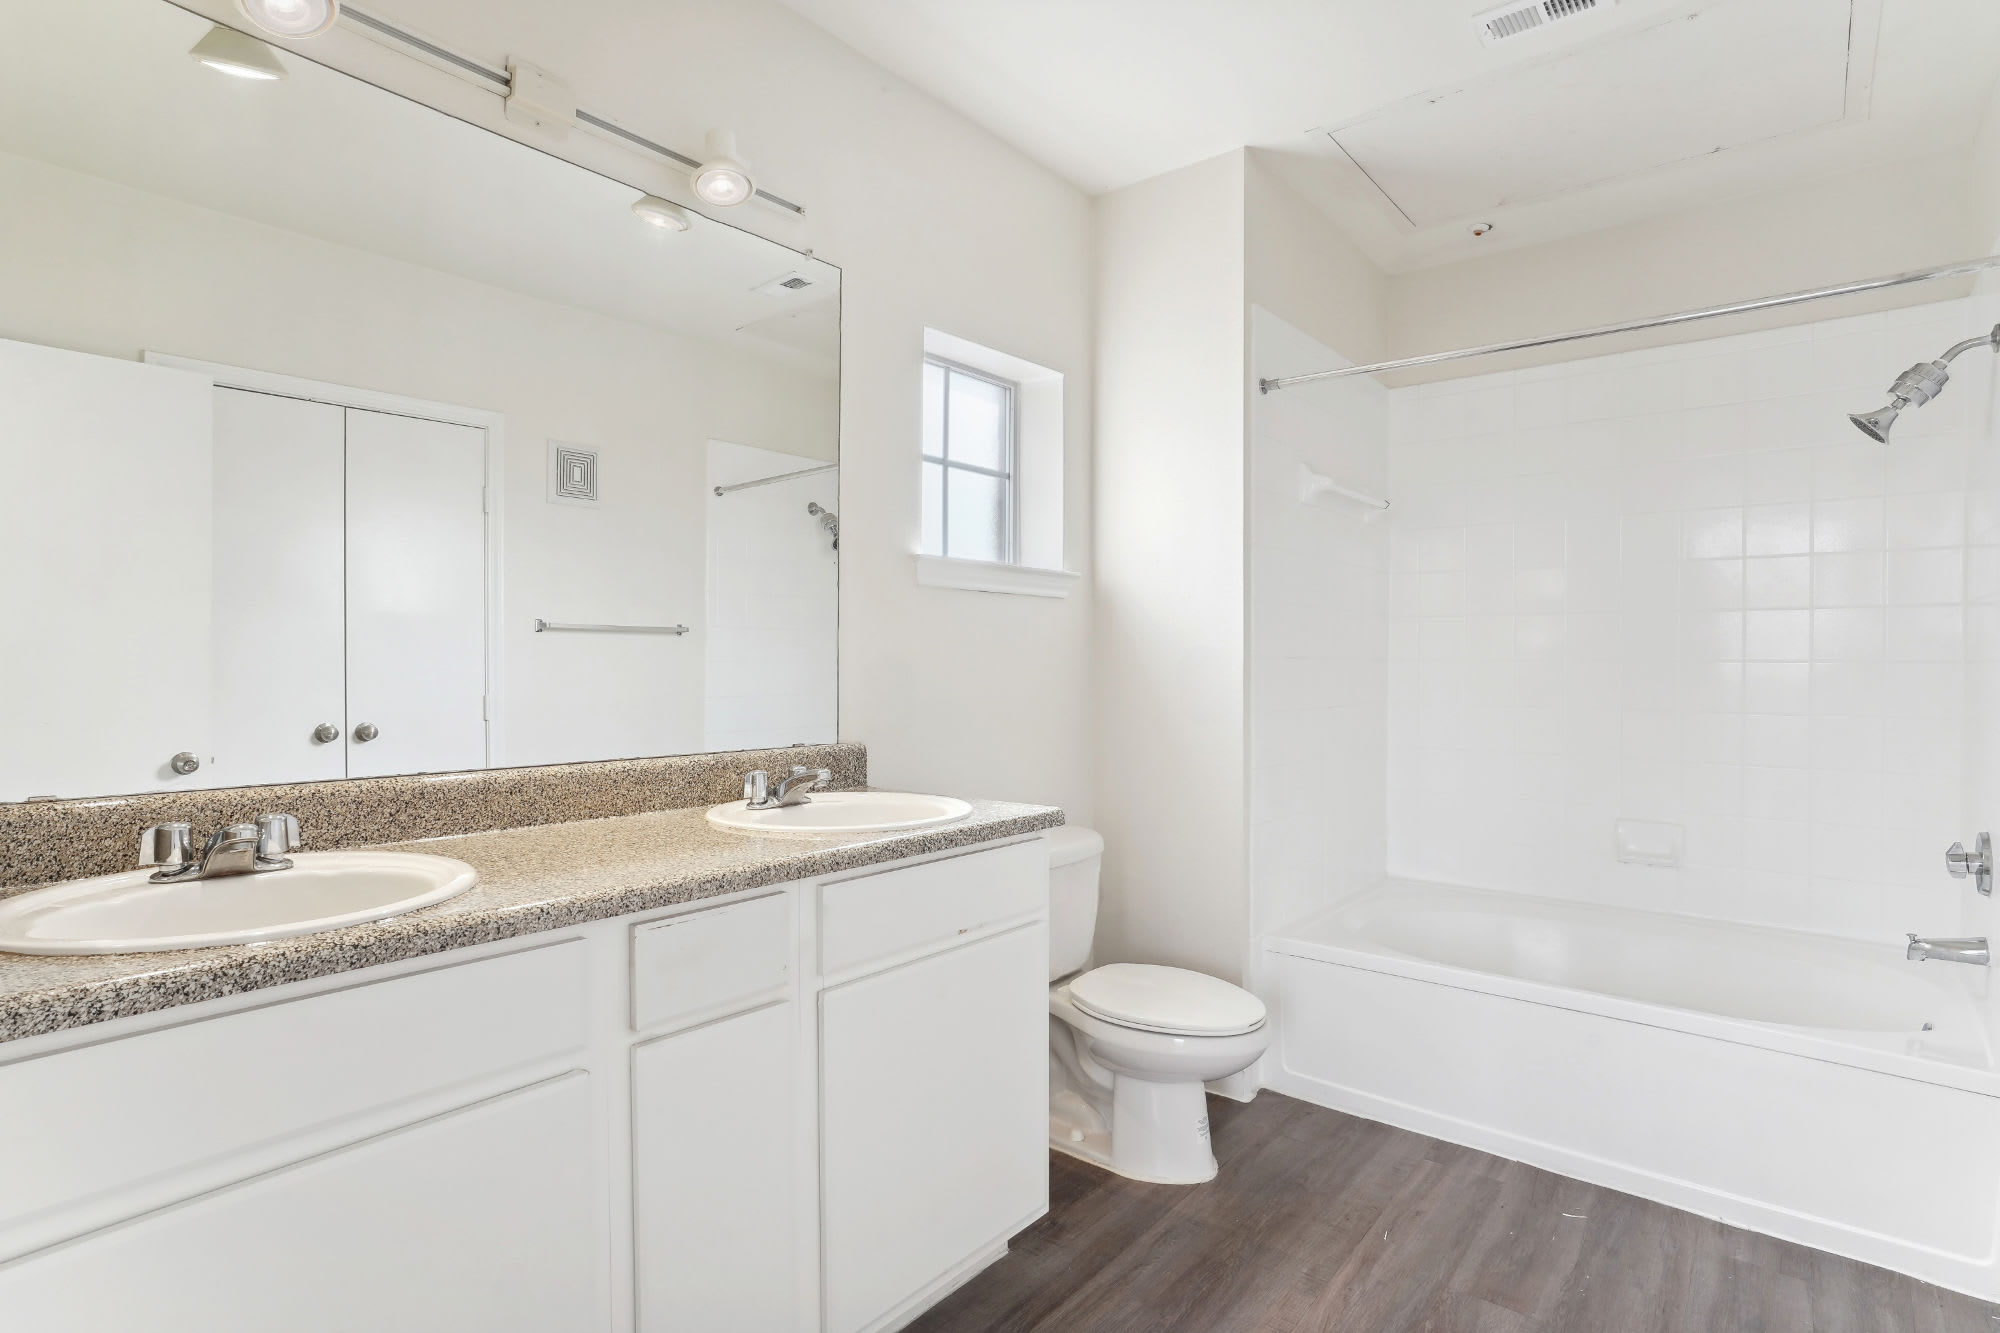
907, 1091, 2000, 1333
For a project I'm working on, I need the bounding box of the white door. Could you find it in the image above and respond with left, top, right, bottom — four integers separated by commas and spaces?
343, 407, 487, 779
0, 1074, 605, 1332
819, 924, 1050, 1333
0, 338, 213, 801
207, 389, 346, 788
632, 1000, 800, 1332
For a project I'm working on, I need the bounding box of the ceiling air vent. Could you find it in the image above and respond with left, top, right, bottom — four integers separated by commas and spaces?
1473, 0, 1611, 46
754, 271, 817, 296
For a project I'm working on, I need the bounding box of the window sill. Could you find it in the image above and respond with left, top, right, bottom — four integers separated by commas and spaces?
916, 555, 1079, 598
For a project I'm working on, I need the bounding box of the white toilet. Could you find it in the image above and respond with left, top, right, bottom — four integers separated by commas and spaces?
1045, 826, 1269, 1184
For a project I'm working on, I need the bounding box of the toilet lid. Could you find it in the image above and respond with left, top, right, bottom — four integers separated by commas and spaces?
1068, 964, 1267, 1037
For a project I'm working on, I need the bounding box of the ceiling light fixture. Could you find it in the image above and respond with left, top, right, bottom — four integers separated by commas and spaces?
631, 195, 693, 232
690, 130, 756, 208
188, 24, 287, 80
235, 0, 340, 39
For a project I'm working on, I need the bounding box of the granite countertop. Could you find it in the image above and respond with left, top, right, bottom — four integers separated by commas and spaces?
0, 798, 1064, 1044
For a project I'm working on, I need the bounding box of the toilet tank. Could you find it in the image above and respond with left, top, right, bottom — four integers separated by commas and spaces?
1046, 825, 1104, 981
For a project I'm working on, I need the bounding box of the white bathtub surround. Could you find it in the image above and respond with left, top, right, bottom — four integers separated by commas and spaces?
1385, 293, 2000, 942
1249, 308, 1391, 953
703, 441, 839, 752
1267, 879, 2000, 1300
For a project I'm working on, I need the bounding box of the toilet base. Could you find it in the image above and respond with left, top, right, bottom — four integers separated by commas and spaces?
1048, 1076, 1219, 1185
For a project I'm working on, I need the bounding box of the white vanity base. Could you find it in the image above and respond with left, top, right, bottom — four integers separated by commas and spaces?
0, 834, 1052, 1333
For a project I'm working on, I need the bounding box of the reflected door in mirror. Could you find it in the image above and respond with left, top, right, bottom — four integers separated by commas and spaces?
0, 340, 214, 803
207, 390, 489, 789
344, 410, 487, 779
210, 389, 346, 788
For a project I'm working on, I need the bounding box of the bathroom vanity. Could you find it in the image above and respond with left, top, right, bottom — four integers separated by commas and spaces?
0, 799, 1060, 1333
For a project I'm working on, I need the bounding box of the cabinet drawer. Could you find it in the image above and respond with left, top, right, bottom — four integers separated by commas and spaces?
819, 839, 1047, 977
0, 939, 587, 1251
630, 893, 793, 1034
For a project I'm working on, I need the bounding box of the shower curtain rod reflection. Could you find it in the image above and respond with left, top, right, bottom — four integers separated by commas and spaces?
712, 463, 838, 496
1258, 254, 2000, 394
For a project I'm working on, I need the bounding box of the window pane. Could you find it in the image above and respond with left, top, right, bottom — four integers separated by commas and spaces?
922, 361, 946, 460
921, 461, 945, 557
946, 371, 1008, 472
945, 467, 1005, 563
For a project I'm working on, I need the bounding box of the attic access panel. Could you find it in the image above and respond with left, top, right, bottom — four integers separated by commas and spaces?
1329, 0, 1862, 227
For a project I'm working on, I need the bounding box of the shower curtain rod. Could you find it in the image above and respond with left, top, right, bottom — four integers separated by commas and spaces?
712, 463, 838, 496
1258, 254, 2000, 395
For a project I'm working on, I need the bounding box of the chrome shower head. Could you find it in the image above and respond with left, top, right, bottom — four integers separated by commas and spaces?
807, 500, 838, 550
1850, 324, 2000, 442
1848, 402, 1901, 443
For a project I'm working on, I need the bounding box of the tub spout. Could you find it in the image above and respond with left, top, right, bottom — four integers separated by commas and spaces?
1906, 934, 1990, 966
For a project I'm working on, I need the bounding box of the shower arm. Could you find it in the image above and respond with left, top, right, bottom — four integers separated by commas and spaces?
1936, 328, 2000, 365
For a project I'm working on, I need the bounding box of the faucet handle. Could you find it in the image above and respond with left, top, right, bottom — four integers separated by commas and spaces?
1946, 832, 1993, 895
744, 770, 770, 804
256, 812, 301, 860
138, 822, 193, 869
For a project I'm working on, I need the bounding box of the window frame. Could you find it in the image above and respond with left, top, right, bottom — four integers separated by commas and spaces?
922, 354, 1018, 565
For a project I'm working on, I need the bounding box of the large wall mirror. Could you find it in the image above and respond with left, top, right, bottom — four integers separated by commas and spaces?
0, 0, 840, 802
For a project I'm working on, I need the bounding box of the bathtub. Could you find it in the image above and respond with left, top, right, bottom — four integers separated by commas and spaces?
1265, 879, 2000, 1301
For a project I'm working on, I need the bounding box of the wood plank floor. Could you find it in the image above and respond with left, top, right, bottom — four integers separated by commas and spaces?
907, 1091, 2000, 1333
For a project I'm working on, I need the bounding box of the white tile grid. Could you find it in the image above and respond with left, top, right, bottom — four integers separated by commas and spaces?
1250, 311, 1390, 941
1384, 294, 2000, 943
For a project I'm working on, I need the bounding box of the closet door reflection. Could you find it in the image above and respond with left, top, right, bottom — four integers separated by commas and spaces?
209, 389, 346, 788
344, 409, 487, 780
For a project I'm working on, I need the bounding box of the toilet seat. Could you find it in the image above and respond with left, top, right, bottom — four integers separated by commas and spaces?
1067, 963, 1266, 1038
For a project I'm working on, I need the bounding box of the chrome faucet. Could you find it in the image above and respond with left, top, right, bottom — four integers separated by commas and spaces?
1906, 934, 1990, 966
743, 766, 832, 810
138, 813, 301, 883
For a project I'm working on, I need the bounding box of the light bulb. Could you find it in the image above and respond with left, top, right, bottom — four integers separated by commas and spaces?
691, 130, 756, 207
631, 195, 693, 231
236, 0, 339, 38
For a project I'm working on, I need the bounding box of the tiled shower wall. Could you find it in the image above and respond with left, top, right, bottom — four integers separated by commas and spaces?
1385, 295, 2000, 941
1249, 308, 1389, 958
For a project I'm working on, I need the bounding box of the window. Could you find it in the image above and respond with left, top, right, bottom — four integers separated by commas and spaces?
922, 356, 1015, 564
916, 329, 1074, 597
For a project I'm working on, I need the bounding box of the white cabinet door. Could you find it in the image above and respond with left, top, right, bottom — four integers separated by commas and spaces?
0, 1073, 605, 1332
632, 1000, 801, 1332
820, 923, 1049, 1333
208, 388, 346, 787
0, 338, 212, 800
343, 407, 487, 778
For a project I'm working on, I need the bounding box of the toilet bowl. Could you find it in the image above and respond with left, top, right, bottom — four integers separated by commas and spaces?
1045, 827, 1269, 1185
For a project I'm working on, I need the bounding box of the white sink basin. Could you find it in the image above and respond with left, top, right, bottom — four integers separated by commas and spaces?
706, 791, 972, 835
0, 851, 478, 955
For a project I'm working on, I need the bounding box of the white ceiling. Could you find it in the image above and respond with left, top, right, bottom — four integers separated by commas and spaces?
3, 0, 839, 368
776, 0, 2000, 271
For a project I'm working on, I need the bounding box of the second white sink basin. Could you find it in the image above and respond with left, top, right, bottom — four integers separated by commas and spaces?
0, 851, 479, 955
707, 791, 972, 835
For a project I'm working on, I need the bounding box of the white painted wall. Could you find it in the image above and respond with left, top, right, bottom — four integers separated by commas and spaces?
1245, 155, 1387, 369
0, 147, 835, 769
1248, 309, 1389, 954
170, 0, 1098, 819
1093, 151, 1248, 981
704, 444, 840, 751
1383, 296, 1998, 942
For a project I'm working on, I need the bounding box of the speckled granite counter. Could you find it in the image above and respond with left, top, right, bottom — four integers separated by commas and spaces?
0, 798, 1063, 1044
